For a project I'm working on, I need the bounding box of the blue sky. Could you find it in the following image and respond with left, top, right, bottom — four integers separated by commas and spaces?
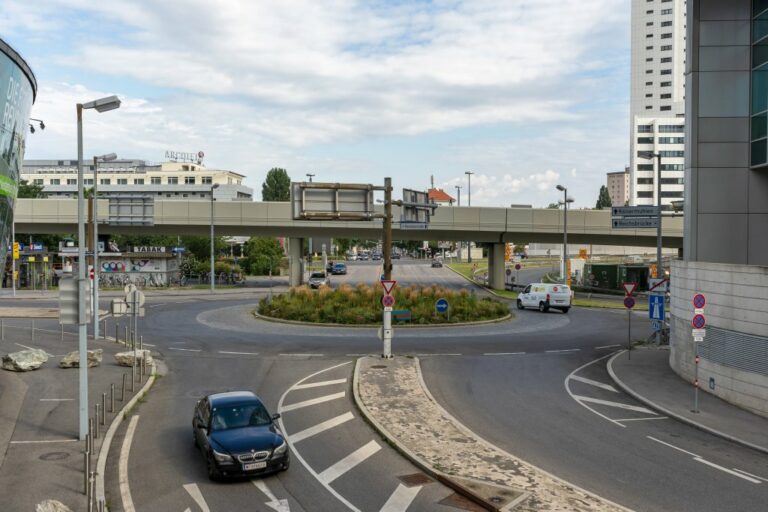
2, 0, 631, 207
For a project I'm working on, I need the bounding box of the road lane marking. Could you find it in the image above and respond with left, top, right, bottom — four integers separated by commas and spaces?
573, 396, 657, 414
293, 378, 347, 390
694, 458, 761, 483
569, 375, 619, 393
279, 353, 324, 357
218, 351, 260, 356
168, 347, 202, 352
182, 483, 211, 512
733, 468, 768, 483
253, 479, 291, 511
546, 348, 580, 354
317, 440, 381, 485
14, 343, 54, 356
280, 391, 346, 413
595, 344, 621, 350
564, 353, 626, 428
10, 439, 78, 444
414, 353, 461, 357
380, 483, 422, 512
483, 352, 526, 356
614, 416, 668, 422
119, 415, 140, 512
40, 398, 75, 401
646, 436, 700, 457
277, 361, 360, 512
289, 412, 355, 444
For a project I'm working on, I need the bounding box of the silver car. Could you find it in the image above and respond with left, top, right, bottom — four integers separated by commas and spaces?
308, 271, 330, 289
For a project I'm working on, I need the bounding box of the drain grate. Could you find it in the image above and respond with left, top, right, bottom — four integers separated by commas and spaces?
398, 472, 433, 487
439, 493, 487, 511
370, 365, 388, 369
39, 452, 70, 461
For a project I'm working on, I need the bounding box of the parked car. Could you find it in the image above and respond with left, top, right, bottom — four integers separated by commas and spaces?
371, 253, 382, 261
326, 260, 334, 273
346, 253, 357, 261
308, 271, 330, 288
358, 253, 369, 261
391, 252, 401, 260
431, 259, 443, 268
192, 391, 289, 480
331, 263, 347, 275
516, 283, 571, 313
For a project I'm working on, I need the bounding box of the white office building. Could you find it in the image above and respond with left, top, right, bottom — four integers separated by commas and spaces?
21, 159, 253, 201
629, 0, 686, 207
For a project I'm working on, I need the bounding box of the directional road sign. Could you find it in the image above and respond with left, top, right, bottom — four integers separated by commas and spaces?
649, 295, 665, 321
693, 293, 706, 309
382, 295, 395, 308
381, 280, 397, 295
435, 298, 449, 314
611, 206, 659, 217
624, 296, 636, 309
622, 282, 638, 296
612, 217, 659, 229
692, 314, 706, 329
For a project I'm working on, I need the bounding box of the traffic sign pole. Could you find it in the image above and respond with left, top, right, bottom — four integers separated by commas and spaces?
382, 306, 392, 359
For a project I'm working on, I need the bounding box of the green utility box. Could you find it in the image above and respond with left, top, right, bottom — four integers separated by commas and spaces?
619, 265, 650, 291
583, 263, 619, 290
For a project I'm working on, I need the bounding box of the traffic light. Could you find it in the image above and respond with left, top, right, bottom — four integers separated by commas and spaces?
504, 243, 512, 262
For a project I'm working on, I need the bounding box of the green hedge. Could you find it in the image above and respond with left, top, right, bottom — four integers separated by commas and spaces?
257, 283, 509, 324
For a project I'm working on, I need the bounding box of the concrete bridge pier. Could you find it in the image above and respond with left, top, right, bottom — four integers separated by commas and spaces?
288, 237, 305, 287
487, 243, 505, 291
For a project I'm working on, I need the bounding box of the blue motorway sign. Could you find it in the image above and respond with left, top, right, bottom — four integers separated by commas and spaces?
435, 298, 449, 313
649, 295, 665, 321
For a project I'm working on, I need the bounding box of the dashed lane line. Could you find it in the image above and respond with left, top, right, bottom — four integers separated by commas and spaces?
40, 398, 74, 401
293, 378, 347, 390
569, 375, 619, 393
380, 483, 423, 512
167, 347, 202, 352
317, 440, 382, 485
647, 436, 700, 457
289, 412, 355, 444
573, 395, 658, 415
119, 415, 141, 512
614, 416, 668, 422
546, 348, 580, 354
483, 352, 525, 356
595, 344, 621, 350
280, 391, 346, 413
280, 353, 325, 357
414, 353, 461, 357
10, 438, 78, 444
733, 468, 768, 483
218, 350, 260, 356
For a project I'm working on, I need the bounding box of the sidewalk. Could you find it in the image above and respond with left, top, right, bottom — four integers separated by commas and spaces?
354, 356, 629, 512
607, 347, 768, 454
0, 320, 155, 511
0, 283, 287, 301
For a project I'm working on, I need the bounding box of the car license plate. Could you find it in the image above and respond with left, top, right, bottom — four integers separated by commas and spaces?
243, 461, 267, 471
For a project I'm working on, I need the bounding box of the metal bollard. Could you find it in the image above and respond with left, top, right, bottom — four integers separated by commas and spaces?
103, 319, 107, 340
89, 471, 96, 512
31, 319, 34, 342
110, 383, 115, 413
124, 326, 128, 346
1, 318, 4, 341
88, 419, 94, 452
101, 393, 107, 425
99, 498, 105, 512
121, 374, 127, 401
115, 323, 119, 344
94, 404, 100, 438
60, 323, 64, 342
140, 335, 143, 351
84, 450, 90, 494
131, 360, 136, 391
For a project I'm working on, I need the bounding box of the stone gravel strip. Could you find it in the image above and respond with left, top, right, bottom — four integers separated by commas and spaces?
355, 356, 632, 512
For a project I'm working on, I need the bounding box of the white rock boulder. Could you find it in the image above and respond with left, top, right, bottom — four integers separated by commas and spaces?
59, 349, 103, 368
36, 500, 73, 512
114, 349, 153, 367
1, 349, 48, 372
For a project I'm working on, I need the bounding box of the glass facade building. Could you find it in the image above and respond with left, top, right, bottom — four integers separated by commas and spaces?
0, 38, 36, 272
752, 1, 768, 165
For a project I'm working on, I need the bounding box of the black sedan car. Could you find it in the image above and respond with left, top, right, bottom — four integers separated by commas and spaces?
193, 391, 289, 480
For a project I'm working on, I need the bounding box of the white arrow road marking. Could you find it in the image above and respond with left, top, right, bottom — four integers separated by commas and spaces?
380, 483, 422, 512
573, 395, 657, 415
253, 479, 291, 511
569, 375, 619, 393
183, 483, 211, 512
119, 415, 141, 512
317, 440, 381, 485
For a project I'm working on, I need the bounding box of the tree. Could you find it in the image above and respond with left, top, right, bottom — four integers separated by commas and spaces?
547, 202, 560, 209
246, 237, 285, 275
595, 185, 612, 209
17, 180, 45, 198
262, 168, 291, 201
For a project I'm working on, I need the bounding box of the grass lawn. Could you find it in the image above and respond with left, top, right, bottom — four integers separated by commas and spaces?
447, 262, 487, 280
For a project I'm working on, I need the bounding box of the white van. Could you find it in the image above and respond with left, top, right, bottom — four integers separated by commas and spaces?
517, 283, 572, 313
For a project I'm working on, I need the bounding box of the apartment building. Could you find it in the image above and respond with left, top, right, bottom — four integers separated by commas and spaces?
606, 167, 630, 206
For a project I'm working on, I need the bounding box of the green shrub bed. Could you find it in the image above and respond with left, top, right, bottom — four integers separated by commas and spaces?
257, 283, 510, 325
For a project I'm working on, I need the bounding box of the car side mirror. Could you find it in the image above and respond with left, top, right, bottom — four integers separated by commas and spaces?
271, 413, 281, 421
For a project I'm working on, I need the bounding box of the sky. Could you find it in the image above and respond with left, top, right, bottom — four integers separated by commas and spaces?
1, 0, 631, 208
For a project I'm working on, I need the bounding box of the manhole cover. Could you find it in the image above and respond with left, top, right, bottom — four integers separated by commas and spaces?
398, 473, 433, 487
370, 365, 388, 369
39, 452, 70, 461
439, 493, 486, 512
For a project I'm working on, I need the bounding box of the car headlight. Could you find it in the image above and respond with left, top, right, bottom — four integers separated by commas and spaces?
212, 449, 234, 463
273, 439, 288, 456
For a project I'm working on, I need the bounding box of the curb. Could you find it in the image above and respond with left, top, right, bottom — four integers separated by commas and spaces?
606, 350, 768, 456
253, 310, 513, 329
351, 357, 510, 512
95, 358, 162, 507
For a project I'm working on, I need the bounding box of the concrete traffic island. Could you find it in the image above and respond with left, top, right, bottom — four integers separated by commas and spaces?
354, 356, 629, 512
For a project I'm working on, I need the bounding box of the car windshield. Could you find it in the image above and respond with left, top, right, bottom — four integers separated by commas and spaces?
310, 272, 325, 278
334, 264, 344, 268
211, 402, 271, 431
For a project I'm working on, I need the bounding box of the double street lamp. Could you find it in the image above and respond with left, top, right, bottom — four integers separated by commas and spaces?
638, 150, 664, 346
92, 152, 117, 340
465, 171, 474, 263
556, 184, 574, 285
210, 183, 220, 292
76, 94, 121, 441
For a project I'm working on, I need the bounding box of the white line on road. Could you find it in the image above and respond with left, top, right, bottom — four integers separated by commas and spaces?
733, 468, 768, 483
595, 344, 621, 350
253, 479, 291, 511
646, 436, 700, 458
279, 353, 325, 357
293, 378, 347, 390
290, 412, 354, 444
182, 483, 211, 512
317, 440, 381, 485
168, 347, 202, 352
10, 438, 78, 444
483, 352, 526, 356
564, 353, 628, 428
546, 348, 580, 354
40, 398, 75, 401
414, 353, 461, 356
14, 343, 54, 356
143, 343, 156, 347
614, 416, 668, 422
694, 458, 761, 484
569, 375, 619, 393
574, 395, 657, 414
218, 351, 260, 356
380, 483, 422, 512
119, 415, 140, 512
280, 391, 346, 413
148, 304, 165, 308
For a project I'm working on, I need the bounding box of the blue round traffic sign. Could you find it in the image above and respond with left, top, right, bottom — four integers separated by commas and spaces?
624, 296, 636, 309
692, 314, 706, 329
693, 293, 706, 309
435, 298, 449, 313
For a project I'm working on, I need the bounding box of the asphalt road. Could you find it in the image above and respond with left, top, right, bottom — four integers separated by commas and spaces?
4, 262, 766, 511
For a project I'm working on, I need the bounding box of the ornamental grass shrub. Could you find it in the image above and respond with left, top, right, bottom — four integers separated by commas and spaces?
257, 283, 509, 324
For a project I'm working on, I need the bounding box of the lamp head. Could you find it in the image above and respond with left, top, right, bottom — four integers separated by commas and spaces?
211, 183, 220, 190
82, 95, 121, 113
638, 151, 656, 160
556, 184, 565, 192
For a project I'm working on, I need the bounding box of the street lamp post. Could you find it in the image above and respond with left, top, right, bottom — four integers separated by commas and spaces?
556, 185, 574, 285
210, 184, 220, 292
92, 152, 117, 340
639, 150, 664, 346
465, 171, 474, 263
76, 95, 120, 441
454, 185, 462, 261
